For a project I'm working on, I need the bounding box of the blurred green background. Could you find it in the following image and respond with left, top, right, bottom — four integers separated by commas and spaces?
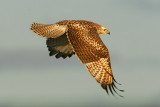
0, 0, 160, 107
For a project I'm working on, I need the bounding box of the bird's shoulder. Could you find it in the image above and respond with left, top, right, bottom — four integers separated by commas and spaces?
57, 20, 101, 28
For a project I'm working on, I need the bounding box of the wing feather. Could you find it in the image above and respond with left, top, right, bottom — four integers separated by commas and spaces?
46, 33, 74, 59
66, 25, 108, 64
30, 23, 67, 38
66, 23, 123, 96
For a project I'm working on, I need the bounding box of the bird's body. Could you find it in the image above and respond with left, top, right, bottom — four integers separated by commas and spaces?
30, 20, 123, 97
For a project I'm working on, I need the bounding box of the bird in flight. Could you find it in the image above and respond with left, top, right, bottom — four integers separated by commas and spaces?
30, 20, 124, 97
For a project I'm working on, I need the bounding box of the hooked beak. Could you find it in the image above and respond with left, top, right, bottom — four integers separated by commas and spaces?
108, 31, 110, 35
104, 28, 110, 35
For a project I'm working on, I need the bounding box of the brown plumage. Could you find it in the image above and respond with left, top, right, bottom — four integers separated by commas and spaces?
30, 20, 124, 97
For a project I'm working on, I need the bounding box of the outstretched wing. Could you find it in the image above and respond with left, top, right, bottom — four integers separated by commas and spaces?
46, 33, 75, 59
66, 24, 123, 96
86, 58, 124, 97
30, 23, 67, 38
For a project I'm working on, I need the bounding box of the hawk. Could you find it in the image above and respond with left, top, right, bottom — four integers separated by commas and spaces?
30, 20, 124, 97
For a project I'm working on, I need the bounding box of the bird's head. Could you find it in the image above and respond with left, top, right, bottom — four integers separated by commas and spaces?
98, 26, 110, 35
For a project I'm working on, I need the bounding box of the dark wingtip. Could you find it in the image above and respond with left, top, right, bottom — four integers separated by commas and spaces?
68, 52, 75, 58
113, 77, 122, 85
68, 54, 73, 58
55, 52, 63, 59
62, 54, 68, 59
108, 85, 115, 96
106, 85, 109, 95
112, 82, 124, 92
102, 79, 124, 97
108, 82, 124, 97
49, 51, 57, 56
118, 90, 124, 92
111, 83, 124, 97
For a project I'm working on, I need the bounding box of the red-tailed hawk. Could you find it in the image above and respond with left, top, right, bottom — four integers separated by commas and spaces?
30, 20, 124, 97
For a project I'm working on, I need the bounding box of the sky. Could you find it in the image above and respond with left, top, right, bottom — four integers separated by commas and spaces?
0, 0, 160, 107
